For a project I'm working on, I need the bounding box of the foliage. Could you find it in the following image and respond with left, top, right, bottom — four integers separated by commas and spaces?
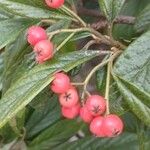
0, 0, 149, 149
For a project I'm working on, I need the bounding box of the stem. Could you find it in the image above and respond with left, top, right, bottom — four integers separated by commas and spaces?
105, 60, 111, 115
71, 82, 84, 86
56, 32, 75, 51
48, 28, 90, 37
40, 19, 56, 24
83, 59, 110, 91
48, 27, 126, 50
9, 118, 21, 137
82, 40, 97, 50
61, 5, 86, 27
108, 21, 114, 42
83, 50, 121, 97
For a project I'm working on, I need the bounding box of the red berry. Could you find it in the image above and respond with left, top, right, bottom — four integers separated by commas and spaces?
80, 105, 93, 123
34, 40, 54, 63
45, 0, 64, 8
86, 95, 106, 116
51, 73, 71, 94
90, 116, 105, 137
61, 103, 80, 119
103, 114, 124, 137
59, 86, 79, 107
27, 26, 47, 46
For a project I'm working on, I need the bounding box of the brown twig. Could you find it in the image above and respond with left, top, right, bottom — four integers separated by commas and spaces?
114, 16, 135, 24
77, 7, 135, 29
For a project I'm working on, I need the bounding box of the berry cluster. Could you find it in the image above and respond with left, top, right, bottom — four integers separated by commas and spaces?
50, 72, 124, 138
27, 26, 54, 63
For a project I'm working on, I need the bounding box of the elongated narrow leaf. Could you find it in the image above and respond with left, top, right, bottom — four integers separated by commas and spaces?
98, 0, 125, 21
134, 4, 150, 32
52, 133, 139, 150
113, 30, 150, 126
0, 50, 100, 128
26, 94, 61, 139
0, 0, 71, 20
0, 18, 38, 49
113, 0, 150, 41
3, 31, 31, 93
29, 120, 83, 150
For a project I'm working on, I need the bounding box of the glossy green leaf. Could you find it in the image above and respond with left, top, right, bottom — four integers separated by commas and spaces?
53, 133, 139, 150
0, 50, 100, 128
96, 66, 107, 96
0, 7, 14, 20
134, 4, 150, 32
26, 93, 61, 139
109, 81, 128, 115
98, 0, 125, 21
113, 0, 150, 41
3, 31, 32, 93
113, 30, 150, 126
0, 0, 70, 20
0, 52, 4, 91
28, 120, 83, 150
0, 18, 38, 49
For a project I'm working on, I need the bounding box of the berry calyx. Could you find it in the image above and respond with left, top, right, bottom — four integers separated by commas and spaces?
59, 86, 79, 107
80, 105, 93, 123
61, 103, 80, 119
45, 0, 64, 9
34, 40, 54, 63
103, 114, 124, 137
90, 116, 105, 137
51, 72, 71, 94
27, 26, 47, 46
85, 95, 106, 116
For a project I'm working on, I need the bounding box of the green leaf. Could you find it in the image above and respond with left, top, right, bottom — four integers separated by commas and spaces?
113, 0, 150, 41
26, 93, 61, 139
0, 0, 71, 20
0, 7, 14, 20
0, 52, 4, 91
113, 30, 150, 126
53, 132, 139, 150
0, 50, 100, 128
3, 31, 32, 93
109, 81, 128, 115
98, 0, 125, 21
96, 66, 107, 96
28, 120, 83, 150
0, 18, 38, 49
134, 4, 150, 32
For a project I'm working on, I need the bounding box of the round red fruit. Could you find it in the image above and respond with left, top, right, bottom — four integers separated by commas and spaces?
86, 95, 106, 116
59, 86, 79, 107
51, 72, 71, 94
103, 114, 124, 137
34, 40, 53, 63
61, 103, 80, 119
27, 26, 47, 46
90, 116, 105, 137
45, 0, 64, 9
80, 105, 93, 123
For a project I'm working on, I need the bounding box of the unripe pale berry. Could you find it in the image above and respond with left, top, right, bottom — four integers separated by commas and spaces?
86, 95, 106, 116
51, 72, 71, 94
103, 114, 124, 137
59, 86, 79, 107
61, 103, 80, 119
90, 116, 105, 137
45, 0, 64, 9
27, 26, 47, 46
34, 40, 54, 63
80, 105, 93, 123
